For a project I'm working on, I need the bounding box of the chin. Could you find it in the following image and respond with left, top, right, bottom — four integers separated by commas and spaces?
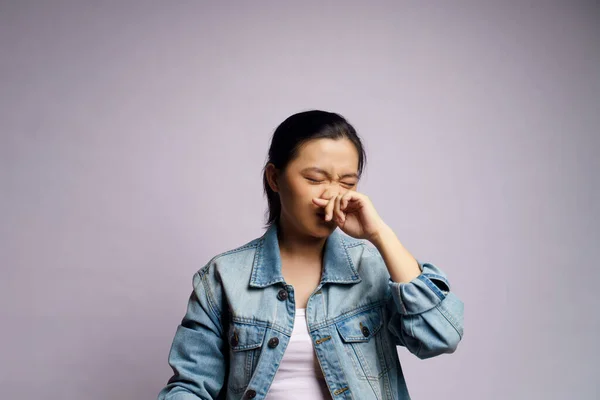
307, 221, 336, 238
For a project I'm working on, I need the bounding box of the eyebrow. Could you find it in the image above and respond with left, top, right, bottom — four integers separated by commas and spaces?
301, 167, 359, 180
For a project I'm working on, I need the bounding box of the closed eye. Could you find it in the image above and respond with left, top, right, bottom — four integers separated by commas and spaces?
306, 178, 355, 187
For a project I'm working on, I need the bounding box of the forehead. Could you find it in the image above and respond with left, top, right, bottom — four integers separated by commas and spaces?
290, 138, 359, 172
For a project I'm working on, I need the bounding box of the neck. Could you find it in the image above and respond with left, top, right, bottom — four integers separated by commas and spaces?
276, 218, 327, 262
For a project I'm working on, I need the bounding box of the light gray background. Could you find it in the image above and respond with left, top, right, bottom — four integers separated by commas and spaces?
1, 1, 598, 399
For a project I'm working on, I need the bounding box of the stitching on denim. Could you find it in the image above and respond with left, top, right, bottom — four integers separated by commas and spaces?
418, 274, 445, 301
230, 316, 292, 336
197, 240, 259, 280
422, 273, 450, 291
396, 282, 408, 314
422, 272, 448, 283
344, 326, 392, 383
250, 236, 265, 284
345, 239, 368, 249
196, 269, 222, 329
319, 326, 356, 399
323, 277, 361, 283
231, 316, 270, 327
217, 240, 260, 257
339, 235, 361, 278
311, 300, 386, 330
337, 318, 382, 342
409, 316, 423, 358
380, 328, 396, 398
206, 243, 258, 270
258, 277, 286, 286
435, 299, 463, 338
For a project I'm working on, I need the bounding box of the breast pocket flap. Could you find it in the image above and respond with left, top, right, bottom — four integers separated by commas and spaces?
335, 308, 383, 343
229, 322, 267, 352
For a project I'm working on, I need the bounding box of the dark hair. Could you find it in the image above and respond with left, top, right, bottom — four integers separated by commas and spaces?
262, 110, 367, 229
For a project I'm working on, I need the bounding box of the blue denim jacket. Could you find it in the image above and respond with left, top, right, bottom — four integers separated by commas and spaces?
157, 224, 464, 400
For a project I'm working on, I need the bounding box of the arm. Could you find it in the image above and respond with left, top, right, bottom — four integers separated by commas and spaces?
368, 225, 464, 359
157, 268, 226, 400
385, 259, 464, 359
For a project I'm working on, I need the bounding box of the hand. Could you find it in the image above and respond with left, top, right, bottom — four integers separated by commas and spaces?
312, 189, 387, 241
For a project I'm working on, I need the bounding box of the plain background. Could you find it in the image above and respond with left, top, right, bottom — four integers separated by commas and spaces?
1, 1, 598, 399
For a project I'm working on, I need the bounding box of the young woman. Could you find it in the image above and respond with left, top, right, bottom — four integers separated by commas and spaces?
157, 110, 464, 400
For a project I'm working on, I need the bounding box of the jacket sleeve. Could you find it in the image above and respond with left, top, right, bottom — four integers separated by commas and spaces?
157, 268, 226, 400
385, 259, 464, 359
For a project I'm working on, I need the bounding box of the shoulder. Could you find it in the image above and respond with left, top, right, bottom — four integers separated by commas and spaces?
192, 233, 264, 288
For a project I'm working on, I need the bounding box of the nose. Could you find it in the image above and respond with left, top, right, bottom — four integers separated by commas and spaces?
320, 184, 347, 200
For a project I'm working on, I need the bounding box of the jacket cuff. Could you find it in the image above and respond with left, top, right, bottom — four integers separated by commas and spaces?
388, 259, 451, 315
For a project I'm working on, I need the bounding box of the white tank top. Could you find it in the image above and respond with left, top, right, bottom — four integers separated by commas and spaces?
265, 308, 331, 399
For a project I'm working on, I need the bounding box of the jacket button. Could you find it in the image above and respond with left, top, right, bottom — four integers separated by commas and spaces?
277, 289, 288, 301
361, 325, 370, 337
244, 389, 257, 398
230, 333, 239, 347
268, 337, 279, 348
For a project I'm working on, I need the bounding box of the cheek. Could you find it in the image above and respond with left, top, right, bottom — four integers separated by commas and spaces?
304, 185, 325, 206
286, 183, 321, 212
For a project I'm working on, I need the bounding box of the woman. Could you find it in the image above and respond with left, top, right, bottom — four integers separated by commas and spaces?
157, 110, 464, 400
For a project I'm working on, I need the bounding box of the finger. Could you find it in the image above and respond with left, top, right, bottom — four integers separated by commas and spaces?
314, 188, 335, 206
312, 197, 328, 207
325, 194, 336, 221
334, 193, 344, 223
341, 191, 349, 210
341, 190, 355, 210
341, 190, 361, 211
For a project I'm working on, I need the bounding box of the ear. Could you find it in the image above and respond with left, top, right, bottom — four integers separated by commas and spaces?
265, 163, 280, 193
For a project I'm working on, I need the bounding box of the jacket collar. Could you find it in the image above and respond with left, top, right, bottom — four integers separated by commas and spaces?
249, 223, 362, 288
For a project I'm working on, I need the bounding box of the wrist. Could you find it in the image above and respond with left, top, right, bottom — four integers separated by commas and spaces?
368, 222, 394, 248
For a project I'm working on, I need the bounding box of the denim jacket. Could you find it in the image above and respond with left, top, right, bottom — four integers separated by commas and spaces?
157, 223, 464, 400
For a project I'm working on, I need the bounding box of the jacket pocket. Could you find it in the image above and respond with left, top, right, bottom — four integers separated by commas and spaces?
227, 321, 267, 394
335, 307, 393, 381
